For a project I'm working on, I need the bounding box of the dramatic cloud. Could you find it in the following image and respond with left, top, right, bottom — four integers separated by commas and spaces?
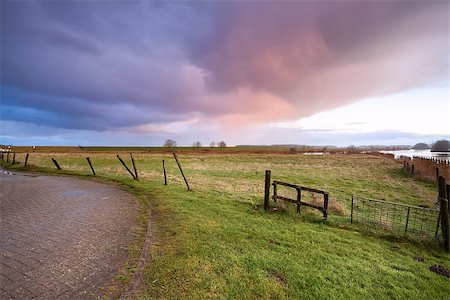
189, 2, 447, 114
1, 0, 448, 143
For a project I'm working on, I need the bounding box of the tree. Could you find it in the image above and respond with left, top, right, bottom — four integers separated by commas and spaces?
163, 139, 177, 148
412, 143, 430, 150
209, 141, 216, 148
217, 140, 227, 148
192, 141, 202, 148
432, 140, 450, 152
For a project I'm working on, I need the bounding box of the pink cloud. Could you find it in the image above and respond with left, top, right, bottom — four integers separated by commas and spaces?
2, 0, 448, 134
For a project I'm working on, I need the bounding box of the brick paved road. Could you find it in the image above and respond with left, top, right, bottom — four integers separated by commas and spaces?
0, 171, 138, 299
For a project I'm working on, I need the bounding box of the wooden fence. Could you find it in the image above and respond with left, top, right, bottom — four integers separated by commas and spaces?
264, 170, 329, 220
401, 156, 450, 183
0, 151, 191, 190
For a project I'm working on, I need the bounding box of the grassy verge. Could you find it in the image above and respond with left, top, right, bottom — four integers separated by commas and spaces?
2, 152, 449, 299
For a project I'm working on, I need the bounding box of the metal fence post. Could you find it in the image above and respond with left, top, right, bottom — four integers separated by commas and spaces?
117, 155, 136, 180
130, 153, 138, 181
163, 160, 167, 185
51, 158, 61, 170
86, 157, 96, 176
351, 196, 354, 223
435, 213, 441, 238
24, 153, 29, 167
404, 207, 411, 235
173, 153, 190, 190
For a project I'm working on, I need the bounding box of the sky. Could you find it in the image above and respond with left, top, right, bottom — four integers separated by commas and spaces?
1, 0, 449, 147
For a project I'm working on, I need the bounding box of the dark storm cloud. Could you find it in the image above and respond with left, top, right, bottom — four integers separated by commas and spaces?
1, 0, 210, 128
1, 87, 188, 130
1, 0, 448, 132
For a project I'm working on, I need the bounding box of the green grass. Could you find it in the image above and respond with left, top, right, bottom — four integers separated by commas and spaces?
2, 152, 449, 299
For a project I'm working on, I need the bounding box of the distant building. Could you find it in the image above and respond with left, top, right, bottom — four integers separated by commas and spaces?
0, 146, 11, 153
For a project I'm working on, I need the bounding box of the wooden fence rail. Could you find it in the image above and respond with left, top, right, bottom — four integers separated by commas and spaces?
264, 171, 329, 220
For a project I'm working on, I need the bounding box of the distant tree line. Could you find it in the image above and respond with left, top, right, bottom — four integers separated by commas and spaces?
431, 139, 450, 152
412, 140, 450, 152
163, 139, 227, 149
412, 143, 430, 150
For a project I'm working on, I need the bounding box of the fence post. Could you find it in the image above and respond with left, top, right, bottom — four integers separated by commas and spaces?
162, 160, 167, 185
130, 153, 138, 181
351, 196, 354, 223
86, 157, 96, 176
264, 170, 271, 210
7, 152, 10, 163
438, 176, 449, 252
447, 184, 450, 220
435, 213, 441, 238
12, 153, 16, 164
296, 188, 302, 213
273, 182, 277, 203
117, 155, 136, 180
24, 153, 29, 167
323, 193, 329, 220
436, 167, 439, 184
51, 158, 61, 170
173, 153, 190, 190
404, 207, 411, 235
411, 164, 414, 174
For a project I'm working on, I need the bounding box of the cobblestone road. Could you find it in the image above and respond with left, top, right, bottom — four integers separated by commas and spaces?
0, 171, 138, 299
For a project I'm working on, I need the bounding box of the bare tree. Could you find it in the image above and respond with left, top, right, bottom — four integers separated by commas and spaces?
217, 140, 227, 148
192, 141, 202, 147
163, 139, 177, 148
209, 141, 216, 148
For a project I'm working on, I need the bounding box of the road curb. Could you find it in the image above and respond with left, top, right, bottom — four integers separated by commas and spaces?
119, 207, 152, 299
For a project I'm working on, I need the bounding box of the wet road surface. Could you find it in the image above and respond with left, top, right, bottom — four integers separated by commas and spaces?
0, 171, 138, 299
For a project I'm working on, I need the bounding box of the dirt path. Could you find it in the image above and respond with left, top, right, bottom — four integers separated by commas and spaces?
0, 170, 139, 299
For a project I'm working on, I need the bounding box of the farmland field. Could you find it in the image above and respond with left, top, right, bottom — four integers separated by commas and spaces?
2, 149, 449, 299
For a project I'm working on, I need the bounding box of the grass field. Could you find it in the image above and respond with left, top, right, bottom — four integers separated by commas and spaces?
2, 150, 449, 299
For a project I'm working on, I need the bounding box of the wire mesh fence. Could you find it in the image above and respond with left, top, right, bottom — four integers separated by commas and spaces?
351, 196, 441, 240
